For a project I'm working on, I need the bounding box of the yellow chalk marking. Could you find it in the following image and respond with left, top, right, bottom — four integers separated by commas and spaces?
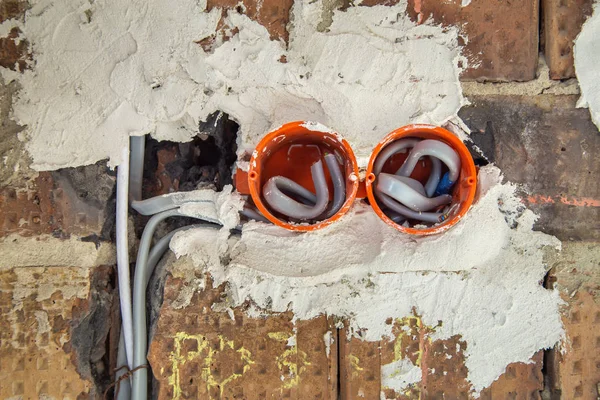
348, 354, 364, 377
268, 330, 311, 389
168, 332, 254, 400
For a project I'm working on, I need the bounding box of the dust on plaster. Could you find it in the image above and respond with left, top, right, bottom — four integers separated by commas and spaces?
461, 56, 580, 97
0, 0, 465, 169
0, 234, 116, 268
169, 165, 563, 394
574, 1, 600, 130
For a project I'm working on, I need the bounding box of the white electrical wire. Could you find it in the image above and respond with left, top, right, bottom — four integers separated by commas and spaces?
116, 145, 134, 368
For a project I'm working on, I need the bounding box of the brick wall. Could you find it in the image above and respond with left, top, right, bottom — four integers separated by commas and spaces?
0, 0, 598, 398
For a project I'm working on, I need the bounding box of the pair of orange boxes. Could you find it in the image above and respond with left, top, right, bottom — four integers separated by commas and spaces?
235, 122, 477, 235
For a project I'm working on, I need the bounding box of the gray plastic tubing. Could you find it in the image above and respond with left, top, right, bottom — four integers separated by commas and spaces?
262, 160, 329, 220
372, 138, 420, 176
131, 209, 180, 400
424, 157, 442, 197
372, 138, 441, 197
323, 153, 346, 218
131, 222, 219, 400
377, 173, 452, 212
240, 207, 271, 223
396, 139, 461, 184
129, 135, 145, 202
377, 191, 444, 224
115, 329, 131, 400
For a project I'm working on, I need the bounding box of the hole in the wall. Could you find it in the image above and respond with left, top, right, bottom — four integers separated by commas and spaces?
136, 111, 239, 236
142, 111, 239, 197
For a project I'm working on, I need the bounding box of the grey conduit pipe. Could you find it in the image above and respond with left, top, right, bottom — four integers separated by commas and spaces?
115, 330, 131, 400
131, 209, 183, 400
396, 139, 461, 184
372, 138, 442, 198
240, 206, 271, 223
129, 135, 146, 202
377, 173, 452, 212
263, 160, 329, 220
424, 157, 442, 198
145, 224, 218, 286
372, 139, 420, 176
323, 153, 346, 218
131, 214, 219, 400
377, 191, 445, 224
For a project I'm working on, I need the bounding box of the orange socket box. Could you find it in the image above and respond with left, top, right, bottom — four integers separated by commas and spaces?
366, 124, 477, 235
236, 122, 477, 235
237, 121, 359, 232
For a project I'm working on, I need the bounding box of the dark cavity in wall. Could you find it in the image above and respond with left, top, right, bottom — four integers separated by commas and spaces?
68, 265, 115, 398
135, 111, 239, 236
142, 111, 239, 196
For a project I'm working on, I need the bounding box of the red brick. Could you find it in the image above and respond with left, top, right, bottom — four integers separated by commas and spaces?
0, 26, 31, 72
0, 166, 114, 239
148, 272, 338, 399
547, 292, 600, 399
0, 267, 97, 399
406, 0, 539, 81
340, 313, 543, 399
543, 0, 593, 79
0, 0, 28, 23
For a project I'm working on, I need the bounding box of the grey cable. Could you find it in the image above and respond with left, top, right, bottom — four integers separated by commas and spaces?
377, 173, 452, 212
240, 207, 271, 223
262, 160, 329, 220
115, 329, 131, 400
424, 157, 442, 197
372, 138, 420, 176
396, 139, 461, 184
323, 153, 346, 218
376, 191, 444, 224
131, 209, 182, 400
129, 136, 146, 202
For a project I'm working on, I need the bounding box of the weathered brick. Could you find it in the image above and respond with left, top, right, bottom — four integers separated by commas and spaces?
0, 0, 28, 23
543, 0, 594, 79
406, 0, 539, 81
480, 352, 543, 400
546, 242, 600, 400
0, 26, 31, 72
148, 258, 338, 399
549, 292, 600, 399
340, 312, 542, 398
0, 163, 115, 240
459, 95, 600, 240
202, 0, 294, 51
0, 265, 114, 399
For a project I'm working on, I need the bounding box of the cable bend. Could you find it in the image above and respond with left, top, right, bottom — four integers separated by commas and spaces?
377, 173, 452, 212
323, 153, 346, 218
263, 160, 330, 220
396, 139, 461, 184
373, 138, 420, 176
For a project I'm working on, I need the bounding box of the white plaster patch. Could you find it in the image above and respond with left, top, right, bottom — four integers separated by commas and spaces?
381, 358, 422, 393
170, 166, 563, 394
574, 2, 600, 130
323, 331, 333, 358
1, 0, 465, 169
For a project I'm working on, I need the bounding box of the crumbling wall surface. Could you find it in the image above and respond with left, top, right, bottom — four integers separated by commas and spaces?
0, 0, 599, 398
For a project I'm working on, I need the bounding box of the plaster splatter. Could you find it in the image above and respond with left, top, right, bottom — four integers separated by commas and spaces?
574, 1, 600, 130
1, 0, 464, 169
0, 0, 564, 395
381, 358, 422, 393
170, 166, 563, 394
